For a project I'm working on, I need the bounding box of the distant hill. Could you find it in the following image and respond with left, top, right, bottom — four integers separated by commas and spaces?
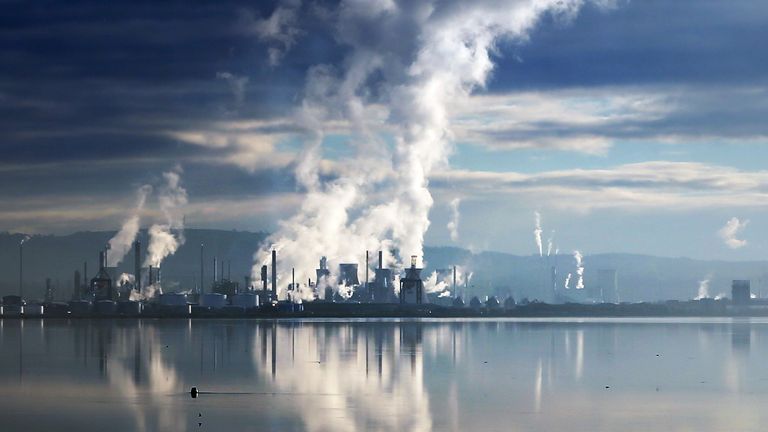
1, 230, 766, 302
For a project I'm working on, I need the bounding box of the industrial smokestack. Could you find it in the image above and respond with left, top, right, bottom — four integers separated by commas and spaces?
19, 241, 23, 298
200, 243, 204, 294
134, 241, 141, 292
220, 260, 225, 282
271, 249, 277, 297
149, 264, 154, 285
453, 265, 457, 293
366, 250, 369, 288
261, 265, 268, 292
378, 250, 383, 269
213, 256, 218, 282
99, 251, 105, 271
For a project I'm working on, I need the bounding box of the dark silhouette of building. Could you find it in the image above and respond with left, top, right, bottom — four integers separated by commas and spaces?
90, 251, 115, 301
338, 263, 359, 286
373, 251, 394, 303
399, 255, 423, 304
732, 280, 751, 306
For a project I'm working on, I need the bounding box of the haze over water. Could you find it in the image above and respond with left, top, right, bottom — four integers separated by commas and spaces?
0, 318, 765, 431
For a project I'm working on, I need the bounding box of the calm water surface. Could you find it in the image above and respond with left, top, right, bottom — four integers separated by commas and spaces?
0, 318, 766, 431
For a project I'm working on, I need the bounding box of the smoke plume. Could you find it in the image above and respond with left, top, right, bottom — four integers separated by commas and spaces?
573, 250, 584, 290
144, 168, 188, 268
252, 0, 612, 299
534, 211, 543, 257
447, 198, 461, 242
718, 217, 748, 249
19, 235, 30, 246
423, 266, 471, 297
695, 276, 711, 300
107, 185, 152, 267
546, 230, 555, 256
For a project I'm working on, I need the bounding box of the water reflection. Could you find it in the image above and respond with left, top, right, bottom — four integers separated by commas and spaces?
4, 319, 768, 431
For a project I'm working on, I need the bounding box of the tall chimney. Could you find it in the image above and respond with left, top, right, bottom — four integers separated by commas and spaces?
378, 250, 383, 269
200, 243, 204, 294
99, 251, 105, 271
149, 265, 154, 285
213, 256, 218, 282
261, 265, 268, 291
271, 249, 277, 298
134, 241, 141, 292
453, 265, 457, 294
365, 250, 369, 288
220, 260, 224, 282
19, 242, 23, 298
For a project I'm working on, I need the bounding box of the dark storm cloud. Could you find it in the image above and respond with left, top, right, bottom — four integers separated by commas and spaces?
489, 0, 768, 90
0, 0, 332, 167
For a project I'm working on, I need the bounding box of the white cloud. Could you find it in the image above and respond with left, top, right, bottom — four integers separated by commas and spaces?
431, 162, 768, 211
718, 217, 749, 249
241, 0, 303, 66
450, 86, 768, 155
168, 119, 294, 172
447, 197, 461, 242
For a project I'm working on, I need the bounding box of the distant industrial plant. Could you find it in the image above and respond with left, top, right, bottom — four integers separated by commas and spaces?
1, 237, 764, 318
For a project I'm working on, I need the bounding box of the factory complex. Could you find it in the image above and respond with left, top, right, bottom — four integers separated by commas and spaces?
3, 237, 768, 319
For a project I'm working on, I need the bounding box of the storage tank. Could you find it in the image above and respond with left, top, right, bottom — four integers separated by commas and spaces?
231, 293, 259, 308
23, 304, 44, 316
94, 300, 117, 315
159, 293, 188, 306
68, 300, 92, 316
118, 301, 143, 316
200, 293, 227, 308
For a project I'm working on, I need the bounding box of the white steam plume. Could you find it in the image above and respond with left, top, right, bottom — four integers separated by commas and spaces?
144, 168, 188, 268
546, 230, 555, 256
107, 185, 152, 267
564, 273, 572, 290
695, 276, 712, 300
447, 198, 461, 242
423, 266, 471, 297
718, 217, 748, 249
252, 0, 614, 300
534, 211, 543, 257
573, 250, 584, 290
19, 235, 30, 246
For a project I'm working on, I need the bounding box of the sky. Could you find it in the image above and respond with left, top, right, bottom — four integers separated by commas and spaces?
2, 0, 768, 261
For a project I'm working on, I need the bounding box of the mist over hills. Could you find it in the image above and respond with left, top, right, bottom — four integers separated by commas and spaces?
1, 230, 766, 302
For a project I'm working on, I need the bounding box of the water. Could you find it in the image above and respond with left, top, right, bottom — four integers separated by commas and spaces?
0, 318, 766, 432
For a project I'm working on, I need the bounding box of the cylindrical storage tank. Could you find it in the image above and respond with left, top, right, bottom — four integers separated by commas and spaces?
159, 293, 188, 306
23, 304, 44, 316
200, 293, 227, 309
118, 301, 143, 316
231, 293, 259, 308
69, 300, 92, 315
95, 300, 118, 315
